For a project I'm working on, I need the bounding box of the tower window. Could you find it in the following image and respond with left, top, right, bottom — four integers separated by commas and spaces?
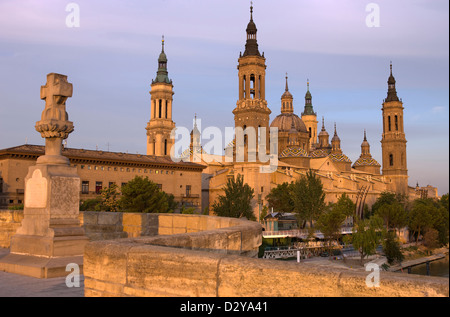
165, 100, 168, 119
389, 154, 394, 166
388, 116, 391, 132
250, 74, 256, 99
309, 128, 312, 139
159, 100, 162, 118
153, 139, 156, 155
395, 115, 398, 131
164, 139, 168, 156
243, 75, 246, 99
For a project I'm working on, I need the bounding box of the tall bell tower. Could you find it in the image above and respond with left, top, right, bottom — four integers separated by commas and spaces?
232, 4, 271, 157
146, 36, 176, 156
381, 62, 408, 194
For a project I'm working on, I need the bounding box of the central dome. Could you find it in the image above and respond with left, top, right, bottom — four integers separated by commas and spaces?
270, 113, 308, 133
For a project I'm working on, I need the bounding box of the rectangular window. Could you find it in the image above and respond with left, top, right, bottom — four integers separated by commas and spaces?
95, 182, 103, 194
388, 116, 391, 132
186, 185, 192, 197
108, 182, 116, 188
0, 178, 3, 193
81, 181, 89, 194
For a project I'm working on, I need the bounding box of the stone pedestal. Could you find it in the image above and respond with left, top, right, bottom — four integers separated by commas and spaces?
0, 165, 88, 278
0, 73, 88, 278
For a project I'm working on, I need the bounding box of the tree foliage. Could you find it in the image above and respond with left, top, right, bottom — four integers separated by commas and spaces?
351, 216, 384, 265
212, 174, 256, 220
382, 231, 404, 265
265, 182, 294, 214
290, 169, 326, 228
100, 183, 121, 212
119, 176, 169, 213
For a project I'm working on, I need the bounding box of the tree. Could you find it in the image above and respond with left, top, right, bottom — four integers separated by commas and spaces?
375, 202, 407, 233
212, 174, 256, 220
100, 183, 121, 212
80, 197, 102, 211
408, 199, 435, 244
265, 182, 294, 214
423, 228, 439, 250
352, 216, 384, 265
119, 176, 169, 213
316, 206, 347, 258
383, 231, 404, 265
290, 169, 326, 229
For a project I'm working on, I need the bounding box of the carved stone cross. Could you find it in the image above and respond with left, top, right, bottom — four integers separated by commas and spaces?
35, 73, 74, 165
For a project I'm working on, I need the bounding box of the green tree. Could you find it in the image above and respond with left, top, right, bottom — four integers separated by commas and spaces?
80, 197, 102, 211
291, 169, 326, 229
265, 182, 294, 214
423, 228, 440, 250
375, 202, 407, 233
100, 183, 121, 212
316, 205, 347, 258
212, 174, 256, 220
165, 193, 178, 213
383, 231, 404, 265
408, 199, 435, 244
119, 176, 169, 213
352, 216, 384, 265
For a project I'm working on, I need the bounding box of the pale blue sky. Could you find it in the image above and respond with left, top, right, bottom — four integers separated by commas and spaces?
0, 0, 448, 194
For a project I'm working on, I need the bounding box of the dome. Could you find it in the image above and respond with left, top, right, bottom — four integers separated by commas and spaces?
280, 146, 308, 158
158, 51, 167, 63
270, 113, 308, 133
353, 157, 381, 167
281, 90, 293, 99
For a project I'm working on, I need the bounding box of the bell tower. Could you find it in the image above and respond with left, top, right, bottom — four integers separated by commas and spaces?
232, 4, 271, 157
381, 62, 408, 194
146, 36, 176, 156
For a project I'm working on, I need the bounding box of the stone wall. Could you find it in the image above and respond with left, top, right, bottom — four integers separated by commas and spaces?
83, 214, 448, 297
0, 210, 23, 248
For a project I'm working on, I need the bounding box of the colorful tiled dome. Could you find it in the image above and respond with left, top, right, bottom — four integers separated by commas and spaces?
280, 146, 308, 158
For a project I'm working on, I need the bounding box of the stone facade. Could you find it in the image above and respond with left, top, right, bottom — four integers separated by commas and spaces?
0, 145, 204, 211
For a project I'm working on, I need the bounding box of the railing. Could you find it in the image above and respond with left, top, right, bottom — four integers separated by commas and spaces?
262, 227, 354, 238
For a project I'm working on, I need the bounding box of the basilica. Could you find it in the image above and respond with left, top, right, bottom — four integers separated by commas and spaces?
0, 5, 439, 218
144, 4, 438, 218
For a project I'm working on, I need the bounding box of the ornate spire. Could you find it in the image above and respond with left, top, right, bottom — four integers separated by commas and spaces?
153, 36, 171, 84
285, 73, 289, 92
243, 2, 260, 57
386, 61, 399, 102
302, 78, 315, 116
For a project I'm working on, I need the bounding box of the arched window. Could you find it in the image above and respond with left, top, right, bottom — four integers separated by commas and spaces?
389, 154, 394, 166
159, 100, 162, 118
388, 116, 391, 132
395, 115, 398, 131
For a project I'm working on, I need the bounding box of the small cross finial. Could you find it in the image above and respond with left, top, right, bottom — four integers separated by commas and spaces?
250, 1, 253, 19
285, 72, 288, 92
307, 78, 310, 90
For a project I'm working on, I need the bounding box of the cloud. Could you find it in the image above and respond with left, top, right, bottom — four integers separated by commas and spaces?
432, 106, 445, 114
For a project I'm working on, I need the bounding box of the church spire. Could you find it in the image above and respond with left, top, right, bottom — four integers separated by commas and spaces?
243, 2, 260, 57
281, 73, 293, 114
153, 36, 171, 84
302, 79, 315, 116
386, 61, 399, 102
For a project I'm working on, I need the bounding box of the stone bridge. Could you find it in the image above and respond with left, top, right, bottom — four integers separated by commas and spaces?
1, 210, 448, 297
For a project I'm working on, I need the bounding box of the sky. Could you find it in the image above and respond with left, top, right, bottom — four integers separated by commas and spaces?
0, 0, 448, 195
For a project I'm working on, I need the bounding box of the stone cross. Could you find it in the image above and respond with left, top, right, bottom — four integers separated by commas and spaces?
35, 73, 74, 165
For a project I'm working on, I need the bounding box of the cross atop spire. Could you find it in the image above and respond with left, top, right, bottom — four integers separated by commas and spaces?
285, 73, 289, 92
162, 35, 165, 52
250, 1, 253, 20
